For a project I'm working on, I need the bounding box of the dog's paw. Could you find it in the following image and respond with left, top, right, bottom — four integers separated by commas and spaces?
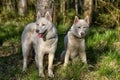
48, 72, 54, 77
22, 68, 26, 72
63, 63, 67, 67
39, 73, 45, 77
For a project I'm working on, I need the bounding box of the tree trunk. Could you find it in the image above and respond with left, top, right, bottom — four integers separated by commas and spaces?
75, 0, 78, 15
60, 0, 66, 24
60, 0, 65, 16
84, 0, 93, 24
66, 0, 69, 13
36, 0, 54, 17
79, 0, 83, 14
18, 0, 27, 16
53, 1, 57, 24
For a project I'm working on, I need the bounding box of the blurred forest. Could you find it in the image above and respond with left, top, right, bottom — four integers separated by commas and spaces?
0, 0, 119, 26
0, 0, 120, 80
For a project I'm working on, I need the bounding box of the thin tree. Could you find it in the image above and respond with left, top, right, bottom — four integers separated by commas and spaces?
75, 0, 78, 15
18, 0, 27, 16
53, 0, 57, 24
36, 0, 54, 17
60, 0, 65, 16
60, 0, 66, 24
84, 0, 93, 24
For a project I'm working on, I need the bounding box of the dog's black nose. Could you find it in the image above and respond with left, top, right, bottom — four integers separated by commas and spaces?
81, 32, 84, 36
36, 29, 39, 33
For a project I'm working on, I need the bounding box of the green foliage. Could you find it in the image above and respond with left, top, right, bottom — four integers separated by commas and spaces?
57, 24, 70, 34
94, 0, 120, 28
67, 9, 76, 18
97, 51, 120, 79
96, 13, 116, 28
86, 26, 116, 51
59, 59, 87, 80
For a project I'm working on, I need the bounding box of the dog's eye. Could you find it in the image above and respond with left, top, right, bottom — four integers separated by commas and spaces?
83, 27, 86, 28
42, 24, 45, 26
36, 23, 39, 26
78, 27, 81, 28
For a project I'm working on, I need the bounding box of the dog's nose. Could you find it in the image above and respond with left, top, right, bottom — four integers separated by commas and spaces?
36, 29, 39, 33
81, 32, 84, 36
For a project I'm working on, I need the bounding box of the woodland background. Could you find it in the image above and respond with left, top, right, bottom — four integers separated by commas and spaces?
0, 0, 120, 80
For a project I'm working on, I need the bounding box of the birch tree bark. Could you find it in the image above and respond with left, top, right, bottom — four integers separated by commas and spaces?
18, 0, 27, 16
84, 0, 93, 24
60, 0, 65, 16
75, 0, 78, 15
36, 0, 54, 17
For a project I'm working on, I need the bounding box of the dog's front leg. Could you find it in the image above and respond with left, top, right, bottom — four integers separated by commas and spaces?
79, 40, 87, 64
48, 53, 54, 77
63, 50, 70, 67
35, 54, 38, 68
34, 48, 38, 68
79, 51, 87, 64
38, 51, 45, 77
22, 44, 31, 72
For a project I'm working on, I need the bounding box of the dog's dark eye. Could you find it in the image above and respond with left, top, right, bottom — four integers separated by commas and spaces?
42, 24, 45, 26
78, 27, 81, 28
36, 23, 39, 26
83, 27, 86, 28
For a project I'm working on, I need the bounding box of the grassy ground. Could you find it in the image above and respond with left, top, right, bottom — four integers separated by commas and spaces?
0, 15, 120, 80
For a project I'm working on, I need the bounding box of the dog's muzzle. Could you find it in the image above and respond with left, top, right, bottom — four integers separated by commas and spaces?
36, 29, 43, 38
36, 29, 39, 33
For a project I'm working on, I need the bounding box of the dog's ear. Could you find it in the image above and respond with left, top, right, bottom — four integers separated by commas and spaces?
36, 11, 41, 20
74, 16, 79, 24
84, 16, 89, 25
45, 11, 52, 21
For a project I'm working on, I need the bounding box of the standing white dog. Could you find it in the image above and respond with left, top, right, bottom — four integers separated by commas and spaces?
21, 11, 58, 77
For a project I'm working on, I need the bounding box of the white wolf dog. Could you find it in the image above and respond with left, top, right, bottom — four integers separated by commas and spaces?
21, 11, 58, 77
61, 16, 89, 67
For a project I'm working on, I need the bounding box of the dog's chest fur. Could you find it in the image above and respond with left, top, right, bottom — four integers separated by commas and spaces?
68, 31, 85, 49
32, 31, 57, 53
66, 31, 85, 58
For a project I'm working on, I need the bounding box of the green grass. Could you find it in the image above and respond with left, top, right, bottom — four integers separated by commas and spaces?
0, 15, 120, 80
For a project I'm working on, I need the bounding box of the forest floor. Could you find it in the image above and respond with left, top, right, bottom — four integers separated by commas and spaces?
0, 15, 120, 80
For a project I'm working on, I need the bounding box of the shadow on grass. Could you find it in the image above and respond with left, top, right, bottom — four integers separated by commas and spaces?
0, 53, 23, 80
86, 26, 116, 66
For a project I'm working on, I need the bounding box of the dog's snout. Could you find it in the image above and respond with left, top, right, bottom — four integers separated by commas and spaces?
36, 29, 39, 33
81, 32, 84, 36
